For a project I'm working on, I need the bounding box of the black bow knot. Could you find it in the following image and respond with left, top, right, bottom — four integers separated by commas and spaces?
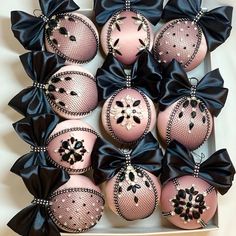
160, 141, 235, 195
10, 114, 60, 175
96, 50, 162, 102
159, 60, 228, 117
91, 132, 163, 185
11, 0, 80, 50
161, 0, 233, 51
7, 165, 70, 236
8, 51, 65, 117
95, 0, 163, 26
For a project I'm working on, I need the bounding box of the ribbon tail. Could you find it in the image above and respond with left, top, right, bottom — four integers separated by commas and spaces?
8, 205, 60, 236
10, 152, 51, 176
19, 51, 65, 84
200, 149, 235, 195
132, 50, 162, 102
196, 69, 228, 117
96, 53, 126, 101
40, 0, 80, 17
92, 137, 125, 185
200, 6, 233, 51
11, 11, 45, 51
9, 88, 54, 117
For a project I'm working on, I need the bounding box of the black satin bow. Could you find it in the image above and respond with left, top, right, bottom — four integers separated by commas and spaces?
96, 50, 162, 102
160, 141, 235, 195
11, 114, 60, 175
8, 165, 70, 236
95, 0, 163, 25
8, 51, 65, 117
159, 60, 228, 117
162, 0, 233, 51
11, 0, 80, 50
92, 132, 163, 185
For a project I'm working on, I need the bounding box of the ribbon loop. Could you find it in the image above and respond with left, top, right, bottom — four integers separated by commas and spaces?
10, 114, 59, 175
96, 50, 162, 102
92, 132, 163, 185
11, 0, 80, 50
159, 60, 228, 117
161, 0, 233, 51
8, 166, 70, 236
94, 0, 163, 26
161, 141, 235, 195
9, 51, 65, 117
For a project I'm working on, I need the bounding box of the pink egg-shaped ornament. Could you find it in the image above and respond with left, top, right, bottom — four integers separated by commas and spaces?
45, 12, 99, 64
160, 141, 235, 230
102, 88, 156, 143
100, 10, 154, 66
157, 98, 213, 150
161, 176, 217, 229
47, 120, 98, 174
49, 175, 105, 233
154, 19, 207, 72
91, 133, 163, 221
45, 65, 98, 119
105, 167, 161, 221
153, 0, 233, 72
157, 60, 228, 150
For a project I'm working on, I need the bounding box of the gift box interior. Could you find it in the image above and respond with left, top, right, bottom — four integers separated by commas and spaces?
5, 0, 227, 235
60, 1, 219, 235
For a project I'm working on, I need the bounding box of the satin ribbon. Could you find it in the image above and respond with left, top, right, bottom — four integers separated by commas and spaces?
96, 50, 162, 102
94, 0, 163, 26
159, 60, 228, 117
8, 51, 65, 117
160, 141, 235, 195
11, 0, 80, 50
8, 165, 70, 236
91, 132, 163, 185
10, 114, 60, 175
162, 0, 233, 51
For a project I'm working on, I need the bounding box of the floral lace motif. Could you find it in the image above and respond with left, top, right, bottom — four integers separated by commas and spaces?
170, 185, 209, 223
111, 95, 144, 130
55, 135, 88, 165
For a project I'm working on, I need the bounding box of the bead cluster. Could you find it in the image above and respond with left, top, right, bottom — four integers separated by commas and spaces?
193, 8, 208, 23
193, 163, 201, 178
125, 0, 131, 11
32, 198, 52, 206
190, 85, 197, 98
126, 75, 132, 87
33, 82, 46, 89
40, 14, 49, 23
30, 146, 47, 152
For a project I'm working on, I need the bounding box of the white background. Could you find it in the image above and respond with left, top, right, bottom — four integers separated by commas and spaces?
0, 0, 236, 236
